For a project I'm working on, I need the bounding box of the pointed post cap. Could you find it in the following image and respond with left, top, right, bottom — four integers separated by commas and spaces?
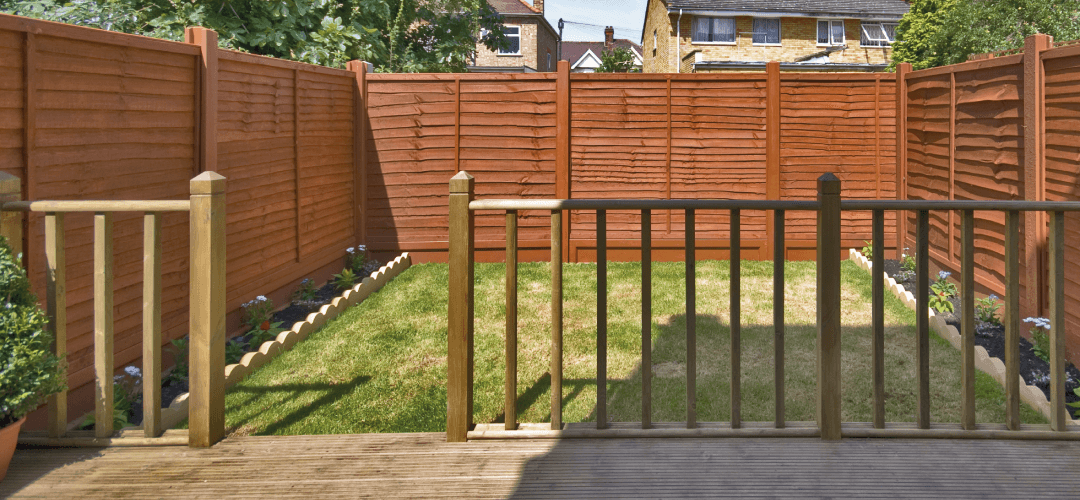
817, 172, 840, 195
191, 171, 226, 195
450, 171, 474, 194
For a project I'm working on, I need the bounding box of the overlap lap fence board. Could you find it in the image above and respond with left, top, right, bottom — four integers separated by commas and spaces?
0, 15, 357, 420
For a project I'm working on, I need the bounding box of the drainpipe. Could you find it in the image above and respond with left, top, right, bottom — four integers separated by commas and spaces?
674, 9, 683, 73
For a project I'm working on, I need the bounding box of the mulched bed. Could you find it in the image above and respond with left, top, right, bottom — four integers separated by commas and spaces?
880, 258, 1080, 414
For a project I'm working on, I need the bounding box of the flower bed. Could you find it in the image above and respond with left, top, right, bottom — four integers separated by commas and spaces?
849, 248, 1080, 425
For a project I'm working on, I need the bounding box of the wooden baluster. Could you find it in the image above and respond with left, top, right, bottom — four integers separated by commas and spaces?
816, 174, 841, 440
641, 209, 652, 430
551, 209, 564, 430
94, 212, 114, 439
686, 208, 696, 429
872, 209, 885, 429
1049, 210, 1066, 431
189, 172, 226, 448
143, 212, 162, 437
447, 172, 475, 442
45, 213, 66, 438
505, 211, 518, 431
730, 209, 741, 429
597, 209, 608, 429
1004, 209, 1020, 431
961, 210, 976, 430
916, 209, 930, 429
773, 209, 785, 429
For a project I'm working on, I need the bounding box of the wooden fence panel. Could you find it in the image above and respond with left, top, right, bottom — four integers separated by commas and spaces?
1043, 50, 1080, 364
0, 30, 24, 180
904, 73, 952, 266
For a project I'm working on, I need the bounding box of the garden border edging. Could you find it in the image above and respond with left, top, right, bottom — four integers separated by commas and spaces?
847, 248, 1079, 426
158, 252, 413, 430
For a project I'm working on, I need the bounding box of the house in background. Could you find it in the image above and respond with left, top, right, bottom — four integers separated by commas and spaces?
642, 0, 910, 73
468, 0, 559, 73
561, 26, 644, 73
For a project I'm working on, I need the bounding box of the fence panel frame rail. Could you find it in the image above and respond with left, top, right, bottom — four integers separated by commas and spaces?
449, 171, 1080, 443
0, 171, 227, 448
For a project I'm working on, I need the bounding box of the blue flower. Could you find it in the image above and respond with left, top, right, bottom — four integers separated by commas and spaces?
256, 295, 268, 302
989, 294, 999, 301
124, 365, 141, 378
938, 270, 951, 280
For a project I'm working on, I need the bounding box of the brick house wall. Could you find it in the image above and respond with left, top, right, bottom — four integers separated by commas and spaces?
642, 0, 673, 73
473, 15, 558, 71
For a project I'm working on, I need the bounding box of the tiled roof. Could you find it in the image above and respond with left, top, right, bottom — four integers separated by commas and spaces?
487, 0, 540, 15
561, 40, 643, 64
665, 0, 910, 17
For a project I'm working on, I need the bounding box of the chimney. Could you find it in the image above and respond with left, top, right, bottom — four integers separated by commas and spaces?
533, 0, 543, 14
604, 26, 614, 50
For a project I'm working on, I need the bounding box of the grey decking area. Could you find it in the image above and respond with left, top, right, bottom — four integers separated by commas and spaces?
3, 433, 1080, 498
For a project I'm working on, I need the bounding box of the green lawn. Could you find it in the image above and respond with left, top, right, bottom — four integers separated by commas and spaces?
222, 260, 1045, 436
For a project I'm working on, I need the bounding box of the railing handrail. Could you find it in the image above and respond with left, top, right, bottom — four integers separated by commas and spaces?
0, 200, 192, 212
469, 198, 1080, 212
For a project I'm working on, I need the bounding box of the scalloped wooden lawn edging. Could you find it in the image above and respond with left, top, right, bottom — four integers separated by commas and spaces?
847, 248, 1078, 426
158, 252, 413, 430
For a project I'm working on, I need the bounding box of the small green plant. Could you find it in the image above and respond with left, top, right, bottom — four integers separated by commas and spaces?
929, 270, 956, 313
81, 365, 140, 431
861, 240, 873, 260
346, 245, 367, 274
166, 337, 188, 385
900, 248, 916, 273
226, 339, 246, 365
292, 278, 318, 302
248, 320, 286, 348
0, 237, 66, 428
1025, 317, 1051, 363
1068, 387, 1080, 418
975, 294, 1001, 326
333, 267, 357, 291
241, 296, 275, 330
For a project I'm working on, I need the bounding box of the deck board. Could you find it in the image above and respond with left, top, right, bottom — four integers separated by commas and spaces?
3, 433, 1080, 498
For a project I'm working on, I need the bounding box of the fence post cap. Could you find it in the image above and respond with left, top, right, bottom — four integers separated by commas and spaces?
190, 171, 226, 195
817, 172, 840, 195
450, 171, 474, 194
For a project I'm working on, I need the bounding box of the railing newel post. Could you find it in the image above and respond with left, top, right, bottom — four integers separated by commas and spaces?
189, 171, 226, 448
448, 171, 475, 442
816, 173, 841, 440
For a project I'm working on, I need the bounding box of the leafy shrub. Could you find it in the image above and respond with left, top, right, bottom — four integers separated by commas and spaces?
0, 237, 65, 427
929, 271, 956, 313
333, 268, 357, 291
1025, 317, 1051, 363
975, 294, 1001, 326
226, 339, 246, 365
346, 245, 367, 274
900, 248, 916, 273
241, 296, 275, 331
292, 278, 318, 302
929, 291, 954, 313
861, 240, 873, 260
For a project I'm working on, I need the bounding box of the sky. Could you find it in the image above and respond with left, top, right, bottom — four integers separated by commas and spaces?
539, 0, 649, 44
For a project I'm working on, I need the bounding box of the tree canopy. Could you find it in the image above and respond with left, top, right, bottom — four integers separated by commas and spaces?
892, 0, 1080, 70
0, 0, 509, 71
595, 46, 638, 73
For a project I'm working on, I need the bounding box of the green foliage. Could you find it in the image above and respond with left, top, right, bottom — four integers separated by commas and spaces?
900, 249, 916, 273
292, 278, 319, 303
1068, 387, 1080, 418
81, 366, 140, 431
346, 245, 367, 274
929, 291, 954, 313
975, 294, 1001, 325
226, 339, 246, 365
249, 321, 286, 348
892, 0, 1080, 70
929, 270, 956, 314
241, 296, 275, 331
0, 237, 65, 427
596, 47, 638, 73
1025, 317, 1051, 363
166, 337, 188, 385
0, 0, 508, 71
861, 240, 873, 260
332, 268, 357, 291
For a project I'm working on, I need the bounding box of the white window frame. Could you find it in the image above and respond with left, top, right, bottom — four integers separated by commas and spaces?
817, 19, 845, 46
499, 25, 521, 55
691, 16, 737, 45
752, 18, 781, 46
860, 22, 898, 47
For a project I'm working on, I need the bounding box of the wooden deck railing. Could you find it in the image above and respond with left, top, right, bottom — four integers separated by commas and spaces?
448, 171, 1080, 442
0, 172, 226, 448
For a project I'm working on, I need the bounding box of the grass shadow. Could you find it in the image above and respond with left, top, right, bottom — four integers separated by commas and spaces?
226, 375, 372, 435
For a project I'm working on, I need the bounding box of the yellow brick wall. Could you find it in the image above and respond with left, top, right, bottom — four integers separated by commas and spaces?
657, 16, 892, 72
475, 17, 551, 70
641, 0, 673, 73
536, 19, 558, 72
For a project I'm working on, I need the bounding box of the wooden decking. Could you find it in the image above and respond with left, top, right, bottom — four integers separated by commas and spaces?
4, 433, 1080, 498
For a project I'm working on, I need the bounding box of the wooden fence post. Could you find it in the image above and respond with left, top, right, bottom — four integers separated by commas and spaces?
447, 171, 475, 442
186, 28, 218, 176
555, 61, 571, 262
1023, 34, 1052, 319
895, 63, 910, 259
347, 60, 370, 246
189, 171, 226, 448
816, 173, 841, 440
765, 62, 781, 260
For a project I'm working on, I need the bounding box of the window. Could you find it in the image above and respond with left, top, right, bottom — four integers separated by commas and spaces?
547, 52, 551, 71
752, 18, 780, 45
817, 20, 845, 45
500, 25, 520, 54
691, 17, 736, 43
861, 22, 897, 47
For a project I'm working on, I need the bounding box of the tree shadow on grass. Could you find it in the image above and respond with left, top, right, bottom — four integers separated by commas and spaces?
226, 375, 372, 435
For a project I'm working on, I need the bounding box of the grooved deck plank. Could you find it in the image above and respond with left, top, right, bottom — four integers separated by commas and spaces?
4, 433, 1080, 498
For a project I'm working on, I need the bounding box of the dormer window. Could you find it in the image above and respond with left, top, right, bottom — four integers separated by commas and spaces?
691, 17, 736, 43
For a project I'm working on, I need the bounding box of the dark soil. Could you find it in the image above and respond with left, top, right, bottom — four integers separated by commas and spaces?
879, 258, 1080, 413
